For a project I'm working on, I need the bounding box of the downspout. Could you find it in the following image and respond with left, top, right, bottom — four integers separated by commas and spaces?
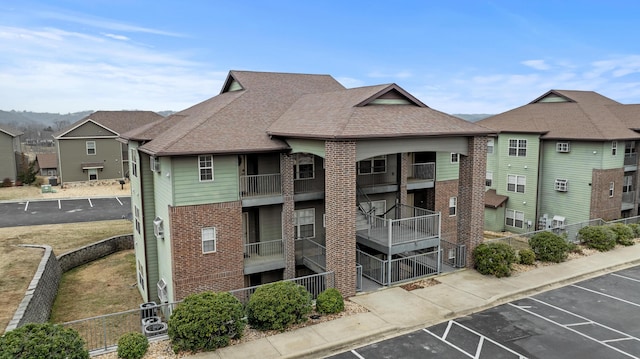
535, 137, 543, 230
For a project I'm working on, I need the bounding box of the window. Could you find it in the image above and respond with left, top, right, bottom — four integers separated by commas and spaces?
137, 261, 145, 289
294, 154, 314, 179
157, 279, 168, 303
130, 149, 138, 178
358, 156, 387, 174
487, 139, 494, 154
625, 141, 636, 157
86, 141, 96, 155
153, 217, 164, 239
508, 139, 527, 157
506, 209, 524, 228
134, 205, 141, 234
150, 157, 160, 172
199, 155, 214, 181
294, 208, 315, 239
485, 171, 493, 187
449, 197, 457, 216
609, 182, 615, 197
450, 153, 459, 164
612, 141, 618, 156
507, 174, 526, 193
556, 142, 570, 153
624, 176, 633, 193
555, 179, 568, 192
202, 227, 217, 253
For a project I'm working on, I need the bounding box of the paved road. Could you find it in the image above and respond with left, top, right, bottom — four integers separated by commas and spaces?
0, 197, 131, 227
328, 266, 640, 359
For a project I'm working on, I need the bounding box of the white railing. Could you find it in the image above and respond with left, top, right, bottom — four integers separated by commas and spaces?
240, 173, 281, 198
356, 250, 386, 284
229, 271, 335, 304
356, 248, 441, 286
244, 239, 284, 262
622, 191, 635, 204
624, 153, 637, 166
302, 238, 326, 270
294, 172, 325, 193
409, 162, 435, 180
360, 204, 441, 247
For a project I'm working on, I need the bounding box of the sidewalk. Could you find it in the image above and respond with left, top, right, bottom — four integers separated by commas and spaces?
191, 244, 640, 359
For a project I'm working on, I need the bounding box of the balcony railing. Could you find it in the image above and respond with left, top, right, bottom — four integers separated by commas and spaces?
408, 162, 435, 180
358, 204, 440, 247
624, 154, 637, 166
294, 172, 325, 194
243, 239, 284, 267
622, 190, 635, 204
240, 173, 281, 198
301, 238, 326, 271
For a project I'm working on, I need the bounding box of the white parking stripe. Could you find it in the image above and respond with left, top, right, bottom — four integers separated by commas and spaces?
448, 321, 528, 359
58, 199, 61, 209
88, 198, 93, 207
24, 201, 29, 211
611, 273, 640, 283
571, 284, 640, 307
116, 197, 123, 205
350, 349, 365, 359
423, 328, 475, 358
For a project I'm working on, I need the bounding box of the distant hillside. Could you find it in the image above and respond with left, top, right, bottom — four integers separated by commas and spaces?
0, 110, 93, 130
453, 114, 493, 122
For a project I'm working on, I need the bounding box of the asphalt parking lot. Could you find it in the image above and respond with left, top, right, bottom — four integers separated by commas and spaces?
0, 197, 131, 227
328, 266, 640, 359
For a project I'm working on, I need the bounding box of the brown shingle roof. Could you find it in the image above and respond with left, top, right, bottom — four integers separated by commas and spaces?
477, 90, 640, 141
35, 153, 57, 169
0, 123, 23, 137
485, 189, 508, 208
56, 111, 164, 138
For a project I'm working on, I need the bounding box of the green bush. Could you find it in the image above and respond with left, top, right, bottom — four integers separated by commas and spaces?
528, 231, 569, 263
472, 242, 517, 277
0, 322, 89, 359
246, 281, 312, 331
609, 223, 635, 246
628, 223, 640, 238
518, 249, 536, 265
117, 332, 148, 359
315, 288, 344, 315
578, 225, 617, 251
167, 291, 245, 353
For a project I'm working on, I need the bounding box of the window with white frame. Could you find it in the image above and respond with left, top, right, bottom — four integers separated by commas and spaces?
202, 227, 217, 253
555, 179, 568, 192
134, 205, 141, 234
137, 261, 145, 289
609, 182, 615, 197
130, 149, 138, 177
199, 155, 214, 181
150, 156, 160, 172
157, 279, 168, 303
487, 139, 494, 154
294, 154, 314, 179
486, 171, 493, 187
450, 153, 459, 164
449, 197, 457, 216
625, 141, 636, 158
358, 156, 387, 175
505, 209, 524, 228
294, 208, 315, 239
612, 141, 618, 156
508, 139, 527, 157
153, 217, 164, 239
624, 175, 633, 193
86, 141, 96, 155
507, 174, 526, 193
556, 142, 570, 153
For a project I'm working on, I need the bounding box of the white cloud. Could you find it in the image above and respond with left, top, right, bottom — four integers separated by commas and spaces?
366, 70, 413, 79
522, 59, 550, 70
103, 33, 129, 41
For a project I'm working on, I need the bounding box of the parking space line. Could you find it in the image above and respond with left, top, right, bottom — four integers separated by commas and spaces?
510, 301, 640, 358
350, 349, 365, 359
448, 321, 528, 359
116, 197, 123, 205
58, 199, 61, 209
611, 273, 640, 283
565, 321, 592, 327
571, 284, 640, 307
24, 201, 29, 211
88, 198, 93, 207
423, 328, 475, 358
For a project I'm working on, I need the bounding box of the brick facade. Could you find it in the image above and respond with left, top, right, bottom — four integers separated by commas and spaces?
325, 140, 357, 297
399, 153, 408, 206
590, 168, 623, 221
435, 179, 459, 242
170, 201, 244, 300
457, 136, 487, 266
280, 153, 296, 279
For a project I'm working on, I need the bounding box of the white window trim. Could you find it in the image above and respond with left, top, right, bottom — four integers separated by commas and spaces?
357, 156, 387, 175
555, 179, 568, 192
202, 227, 217, 253
508, 138, 527, 157
199, 155, 214, 182
86, 141, 96, 155
612, 141, 618, 156
609, 182, 615, 197
150, 156, 160, 173
506, 208, 525, 229
294, 208, 316, 240
450, 153, 459, 164
507, 174, 526, 193
623, 176, 633, 192
157, 279, 168, 303
134, 205, 141, 234
294, 154, 315, 180
487, 139, 494, 154
486, 171, 493, 187
449, 196, 457, 217
130, 148, 138, 178
556, 142, 570, 153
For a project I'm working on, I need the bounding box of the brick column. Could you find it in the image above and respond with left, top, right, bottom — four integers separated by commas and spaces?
399, 153, 408, 206
325, 140, 357, 297
457, 136, 487, 267
280, 153, 296, 279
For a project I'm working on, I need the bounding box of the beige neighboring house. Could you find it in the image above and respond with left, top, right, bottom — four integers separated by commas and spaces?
0, 124, 24, 183
34, 153, 58, 177
54, 111, 163, 183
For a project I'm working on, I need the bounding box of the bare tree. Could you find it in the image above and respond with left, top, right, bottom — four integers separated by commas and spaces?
54, 120, 70, 131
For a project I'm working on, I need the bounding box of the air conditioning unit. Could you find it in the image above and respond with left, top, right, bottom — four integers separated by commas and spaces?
153, 217, 164, 239
157, 279, 168, 303
151, 157, 161, 172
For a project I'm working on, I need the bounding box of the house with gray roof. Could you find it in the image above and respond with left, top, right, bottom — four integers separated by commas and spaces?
0, 124, 24, 184
478, 90, 640, 234
54, 111, 163, 183
119, 70, 492, 303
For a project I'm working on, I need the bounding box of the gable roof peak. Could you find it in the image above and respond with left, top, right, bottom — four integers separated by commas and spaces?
355, 83, 428, 108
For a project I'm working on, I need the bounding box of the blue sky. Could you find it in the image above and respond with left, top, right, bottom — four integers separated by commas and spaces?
1, 1, 640, 115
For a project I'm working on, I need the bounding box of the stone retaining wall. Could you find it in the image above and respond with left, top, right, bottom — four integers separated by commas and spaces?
5, 234, 134, 332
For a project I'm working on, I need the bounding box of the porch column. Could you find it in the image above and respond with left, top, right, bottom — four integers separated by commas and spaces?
325, 140, 357, 297
457, 136, 487, 267
399, 153, 408, 206
280, 153, 296, 279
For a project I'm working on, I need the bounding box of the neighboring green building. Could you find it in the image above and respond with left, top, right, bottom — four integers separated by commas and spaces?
0, 124, 24, 183
478, 90, 640, 234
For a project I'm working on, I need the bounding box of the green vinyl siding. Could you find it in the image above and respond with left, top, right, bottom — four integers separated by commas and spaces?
0, 133, 17, 180
174, 155, 239, 206
127, 142, 149, 300
435, 152, 459, 181
258, 205, 283, 241
63, 121, 117, 137
288, 139, 326, 158
58, 137, 124, 182
139, 153, 160, 303
599, 141, 625, 169
484, 207, 505, 232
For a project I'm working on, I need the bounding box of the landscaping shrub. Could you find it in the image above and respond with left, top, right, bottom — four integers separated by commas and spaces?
0, 322, 89, 359
167, 291, 245, 353
528, 231, 569, 263
1, 178, 11, 187
315, 288, 344, 315
518, 248, 536, 265
627, 223, 640, 238
246, 281, 312, 331
472, 242, 517, 278
578, 225, 617, 251
609, 223, 635, 246
117, 332, 148, 359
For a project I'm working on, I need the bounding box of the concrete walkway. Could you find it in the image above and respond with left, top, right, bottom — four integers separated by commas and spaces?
191, 244, 640, 359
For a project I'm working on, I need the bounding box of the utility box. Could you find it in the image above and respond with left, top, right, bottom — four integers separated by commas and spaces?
41, 184, 52, 193
49, 177, 58, 186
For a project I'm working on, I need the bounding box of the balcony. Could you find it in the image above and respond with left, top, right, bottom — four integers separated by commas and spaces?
622, 190, 635, 211
407, 162, 435, 190
244, 239, 285, 274
240, 173, 282, 206
624, 154, 637, 171
356, 204, 441, 255
294, 171, 325, 201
